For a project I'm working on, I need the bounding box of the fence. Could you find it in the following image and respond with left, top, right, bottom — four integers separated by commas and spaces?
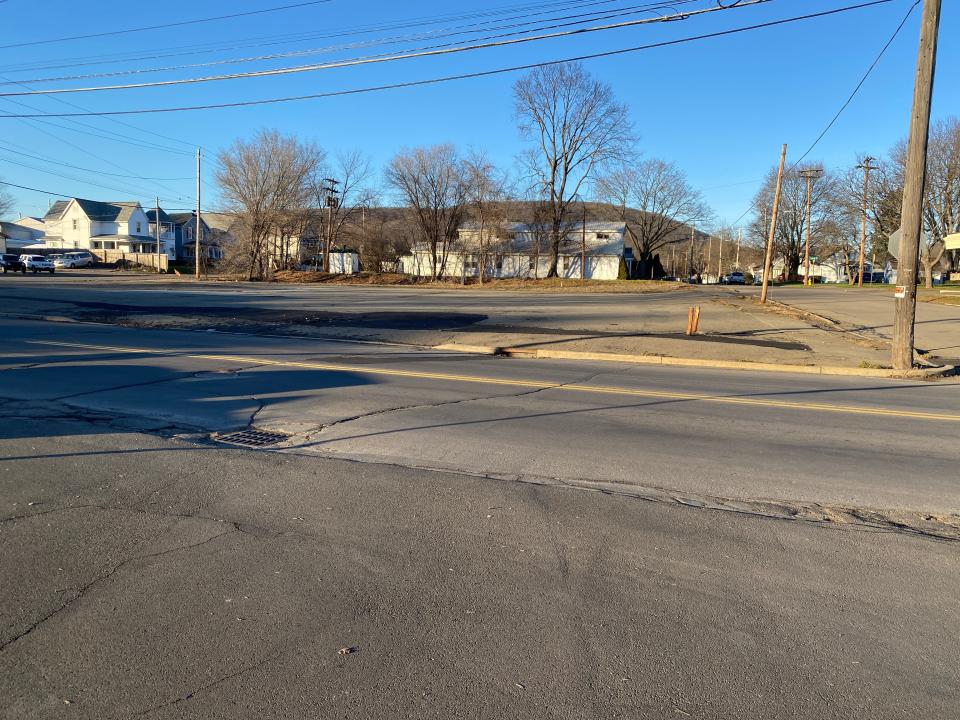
91, 249, 169, 271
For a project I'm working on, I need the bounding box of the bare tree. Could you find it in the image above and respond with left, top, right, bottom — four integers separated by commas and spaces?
749, 163, 834, 281
896, 118, 959, 284
216, 129, 322, 280
514, 62, 632, 276
596, 158, 711, 278
385, 144, 469, 280
314, 149, 377, 261
0, 183, 12, 219
463, 151, 510, 283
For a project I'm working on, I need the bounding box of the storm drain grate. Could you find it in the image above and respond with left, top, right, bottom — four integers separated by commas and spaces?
216, 429, 290, 448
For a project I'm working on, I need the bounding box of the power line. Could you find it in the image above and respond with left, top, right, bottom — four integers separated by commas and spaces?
0, 1, 770, 96
0, 140, 192, 180
0, 1, 335, 51
0, 1, 894, 118
0, 0, 700, 86
725, 0, 918, 229
789, 0, 920, 168
0, 0, 631, 75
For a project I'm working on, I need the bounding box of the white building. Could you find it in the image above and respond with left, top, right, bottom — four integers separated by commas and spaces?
41, 198, 171, 258
0, 219, 45, 252
402, 221, 629, 280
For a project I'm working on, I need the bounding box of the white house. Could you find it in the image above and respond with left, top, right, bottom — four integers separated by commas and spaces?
0, 219, 45, 252
41, 198, 170, 258
402, 221, 628, 280
750, 254, 878, 284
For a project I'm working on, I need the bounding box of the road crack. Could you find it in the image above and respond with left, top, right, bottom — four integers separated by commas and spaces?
0, 526, 236, 653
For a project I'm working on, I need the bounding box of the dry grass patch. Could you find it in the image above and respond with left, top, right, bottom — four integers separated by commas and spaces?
270, 271, 688, 293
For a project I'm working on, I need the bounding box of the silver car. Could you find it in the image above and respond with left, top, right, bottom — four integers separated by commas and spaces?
54, 251, 94, 269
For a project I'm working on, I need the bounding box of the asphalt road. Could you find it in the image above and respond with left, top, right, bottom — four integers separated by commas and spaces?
757, 285, 960, 363
0, 271, 714, 335
1, 317, 958, 512
2, 302, 959, 718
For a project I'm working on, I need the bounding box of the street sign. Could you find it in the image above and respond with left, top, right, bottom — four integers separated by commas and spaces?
888, 227, 935, 259
946, 233, 960, 250
894, 285, 907, 299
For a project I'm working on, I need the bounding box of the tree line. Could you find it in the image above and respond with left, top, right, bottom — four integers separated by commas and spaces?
215, 62, 712, 281
745, 117, 959, 287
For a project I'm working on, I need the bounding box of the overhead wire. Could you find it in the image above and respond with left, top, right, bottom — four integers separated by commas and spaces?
0, 0, 335, 50
0, 1, 769, 96
0, 0, 894, 118
0, 0, 702, 86
0, 0, 632, 74
725, 0, 919, 229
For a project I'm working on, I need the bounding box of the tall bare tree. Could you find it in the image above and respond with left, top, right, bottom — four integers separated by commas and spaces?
386, 144, 469, 280
514, 62, 632, 276
749, 163, 833, 281
216, 129, 322, 280
596, 158, 711, 278
463, 151, 509, 283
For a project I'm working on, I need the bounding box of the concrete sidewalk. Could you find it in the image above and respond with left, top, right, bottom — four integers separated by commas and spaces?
752, 285, 960, 366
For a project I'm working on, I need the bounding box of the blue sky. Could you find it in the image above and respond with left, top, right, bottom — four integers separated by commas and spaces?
0, 0, 956, 226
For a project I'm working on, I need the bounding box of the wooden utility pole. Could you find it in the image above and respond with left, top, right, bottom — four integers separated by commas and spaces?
799, 169, 822, 286
155, 197, 162, 274
735, 227, 741, 269
893, 0, 941, 370
717, 233, 723, 281
687, 226, 695, 278
581, 204, 587, 280
706, 236, 712, 281
322, 178, 339, 273
856, 157, 879, 287
760, 144, 787, 303
195, 148, 201, 280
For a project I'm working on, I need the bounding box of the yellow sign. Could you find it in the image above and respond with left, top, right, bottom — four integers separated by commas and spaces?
946, 233, 960, 250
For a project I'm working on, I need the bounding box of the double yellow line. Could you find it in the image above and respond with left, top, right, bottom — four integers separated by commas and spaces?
26, 339, 960, 423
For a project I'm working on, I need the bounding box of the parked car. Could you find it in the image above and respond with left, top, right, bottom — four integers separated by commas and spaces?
725, 271, 745, 285
1, 253, 26, 274
20, 255, 55, 274
54, 251, 94, 269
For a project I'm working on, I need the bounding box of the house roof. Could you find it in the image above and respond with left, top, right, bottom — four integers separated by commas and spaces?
91, 234, 157, 242
43, 200, 70, 222
44, 198, 143, 223
144, 208, 171, 223
202, 212, 240, 232
167, 212, 209, 227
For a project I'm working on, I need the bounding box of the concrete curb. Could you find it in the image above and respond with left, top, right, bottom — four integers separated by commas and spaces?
5, 311, 952, 379
432, 343, 956, 379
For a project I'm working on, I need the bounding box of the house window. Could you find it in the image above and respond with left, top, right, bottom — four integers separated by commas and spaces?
72, 219, 78, 231
596, 233, 610, 240
136, 221, 142, 234
187, 227, 193, 240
